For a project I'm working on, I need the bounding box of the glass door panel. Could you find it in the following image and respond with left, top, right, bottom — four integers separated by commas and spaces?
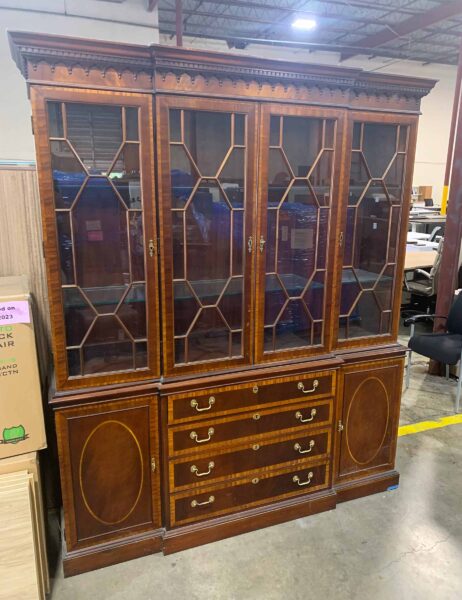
259, 110, 337, 357
44, 96, 157, 384
338, 121, 409, 340
161, 100, 255, 373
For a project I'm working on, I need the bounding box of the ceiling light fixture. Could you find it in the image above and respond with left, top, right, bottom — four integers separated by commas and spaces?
292, 18, 317, 31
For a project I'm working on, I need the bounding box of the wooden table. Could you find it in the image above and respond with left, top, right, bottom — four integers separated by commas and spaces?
408, 215, 446, 233
404, 250, 436, 271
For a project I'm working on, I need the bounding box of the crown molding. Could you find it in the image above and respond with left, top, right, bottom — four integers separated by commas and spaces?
9, 31, 436, 103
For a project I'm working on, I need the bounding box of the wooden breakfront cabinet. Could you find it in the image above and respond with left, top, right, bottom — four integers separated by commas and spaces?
9, 32, 435, 575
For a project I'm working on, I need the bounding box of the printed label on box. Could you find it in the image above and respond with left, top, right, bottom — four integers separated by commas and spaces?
0, 301, 30, 324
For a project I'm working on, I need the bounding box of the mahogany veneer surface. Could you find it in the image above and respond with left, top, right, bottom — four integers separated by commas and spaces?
8, 31, 433, 576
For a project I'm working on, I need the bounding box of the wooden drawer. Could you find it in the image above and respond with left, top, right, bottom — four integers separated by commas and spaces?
171, 461, 329, 526
167, 371, 334, 424
170, 428, 331, 491
168, 398, 333, 456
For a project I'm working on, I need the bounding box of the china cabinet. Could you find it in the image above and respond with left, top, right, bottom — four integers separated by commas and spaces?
9, 31, 435, 576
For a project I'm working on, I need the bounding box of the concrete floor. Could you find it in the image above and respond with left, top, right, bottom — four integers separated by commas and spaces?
49, 342, 462, 599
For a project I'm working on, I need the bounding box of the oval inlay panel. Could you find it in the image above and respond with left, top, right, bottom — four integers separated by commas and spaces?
346, 377, 389, 465
79, 420, 144, 525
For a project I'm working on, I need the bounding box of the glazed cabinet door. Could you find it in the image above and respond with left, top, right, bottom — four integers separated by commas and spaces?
336, 114, 417, 346
336, 360, 403, 483
55, 396, 161, 550
256, 104, 344, 361
31, 87, 160, 390
157, 97, 257, 376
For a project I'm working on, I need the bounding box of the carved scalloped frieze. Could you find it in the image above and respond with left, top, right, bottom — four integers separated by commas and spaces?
28, 61, 153, 91
153, 56, 431, 102
154, 57, 355, 91
11, 37, 431, 109
17, 43, 153, 82
157, 70, 401, 106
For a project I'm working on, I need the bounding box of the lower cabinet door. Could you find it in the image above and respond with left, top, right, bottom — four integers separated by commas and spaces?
336, 359, 404, 482
56, 395, 161, 550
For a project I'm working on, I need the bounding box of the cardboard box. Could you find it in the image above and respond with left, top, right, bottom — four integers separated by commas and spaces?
0, 276, 46, 459
418, 185, 433, 200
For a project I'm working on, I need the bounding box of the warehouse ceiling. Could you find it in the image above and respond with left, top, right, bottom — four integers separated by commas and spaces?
154, 0, 462, 65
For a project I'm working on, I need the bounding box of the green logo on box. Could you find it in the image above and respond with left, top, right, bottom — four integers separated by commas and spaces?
1, 424, 28, 444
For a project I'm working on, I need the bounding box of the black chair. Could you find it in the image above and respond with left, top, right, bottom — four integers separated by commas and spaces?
404, 293, 462, 412
403, 239, 442, 314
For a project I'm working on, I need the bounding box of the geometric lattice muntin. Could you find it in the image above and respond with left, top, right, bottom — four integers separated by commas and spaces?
339, 122, 408, 340
264, 115, 335, 352
169, 109, 247, 365
47, 101, 147, 377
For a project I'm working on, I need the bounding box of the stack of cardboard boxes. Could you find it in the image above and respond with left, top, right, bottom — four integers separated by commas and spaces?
0, 276, 49, 599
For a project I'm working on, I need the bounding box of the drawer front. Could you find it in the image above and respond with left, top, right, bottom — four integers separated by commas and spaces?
169, 399, 333, 456
171, 429, 331, 491
167, 371, 334, 423
171, 461, 329, 526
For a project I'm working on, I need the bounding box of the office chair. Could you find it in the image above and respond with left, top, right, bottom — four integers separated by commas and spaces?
428, 226, 442, 243
404, 239, 443, 313
404, 292, 462, 413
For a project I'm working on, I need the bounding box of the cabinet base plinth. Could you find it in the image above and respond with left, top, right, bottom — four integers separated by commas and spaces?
62, 530, 164, 577
335, 470, 400, 504
163, 489, 337, 555
60, 472, 401, 575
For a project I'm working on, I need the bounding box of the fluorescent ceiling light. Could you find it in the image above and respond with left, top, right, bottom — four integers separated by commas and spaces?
292, 18, 317, 31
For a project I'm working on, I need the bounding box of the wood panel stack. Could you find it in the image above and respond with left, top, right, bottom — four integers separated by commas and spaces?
0, 170, 51, 379
0, 454, 49, 599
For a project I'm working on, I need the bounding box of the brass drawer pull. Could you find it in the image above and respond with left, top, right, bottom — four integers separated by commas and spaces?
191, 495, 215, 508
190, 461, 215, 477
293, 471, 314, 487
295, 408, 317, 423
297, 379, 319, 394
190, 396, 215, 412
190, 427, 214, 443
253, 385, 259, 394
294, 439, 315, 454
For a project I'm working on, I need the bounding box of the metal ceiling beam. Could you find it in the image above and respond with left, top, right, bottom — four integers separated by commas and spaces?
180, 0, 424, 19
164, 0, 408, 29
158, 25, 445, 62
340, 0, 462, 61
159, 5, 356, 35
176, 0, 183, 46
391, 19, 462, 52
329, 0, 417, 44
